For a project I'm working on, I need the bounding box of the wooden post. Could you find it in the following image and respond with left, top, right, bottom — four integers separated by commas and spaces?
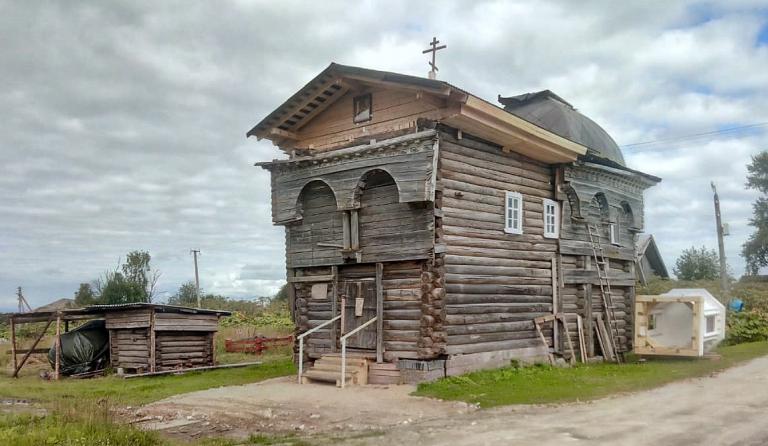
551, 258, 559, 353
342, 212, 351, 250
331, 265, 338, 352
54, 315, 62, 380
375, 262, 384, 363
287, 269, 296, 321
583, 255, 594, 357
210, 332, 217, 366
64, 320, 70, 333
149, 311, 156, 372
13, 317, 54, 378
350, 210, 360, 250
10, 316, 17, 373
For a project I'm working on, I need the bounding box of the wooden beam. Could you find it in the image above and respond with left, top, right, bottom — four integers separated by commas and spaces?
551, 258, 559, 353
13, 316, 54, 378
10, 317, 17, 372
331, 265, 339, 353
376, 262, 384, 363
269, 128, 299, 140
149, 310, 156, 373
54, 315, 61, 380
123, 361, 264, 379
288, 274, 335, 283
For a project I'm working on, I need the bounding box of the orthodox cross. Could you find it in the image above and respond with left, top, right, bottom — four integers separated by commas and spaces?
422, 37, 446, 79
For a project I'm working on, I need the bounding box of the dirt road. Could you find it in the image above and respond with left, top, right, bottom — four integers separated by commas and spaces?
351, 356, 768, 446
138, 357, 768, 445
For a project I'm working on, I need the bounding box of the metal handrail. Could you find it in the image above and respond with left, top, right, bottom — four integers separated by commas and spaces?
297, 315, 341, 384
339, 316, 377, 388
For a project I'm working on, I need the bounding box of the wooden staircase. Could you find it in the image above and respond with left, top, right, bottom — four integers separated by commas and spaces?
301, 354, 369, 387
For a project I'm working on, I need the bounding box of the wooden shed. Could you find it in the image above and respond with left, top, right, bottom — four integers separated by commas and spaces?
249, 63, 660, 385
8, 303, 230, 379
98, 304, 230, 373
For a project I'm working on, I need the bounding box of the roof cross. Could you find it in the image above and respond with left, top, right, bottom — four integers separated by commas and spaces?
422, 37, 447, 80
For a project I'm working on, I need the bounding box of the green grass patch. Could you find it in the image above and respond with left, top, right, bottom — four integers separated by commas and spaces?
414, 341, 768, 407
0, 412, 164, 446
0, 355, 294, 407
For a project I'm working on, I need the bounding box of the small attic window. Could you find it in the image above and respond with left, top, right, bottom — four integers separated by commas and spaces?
353, 93, 372, 123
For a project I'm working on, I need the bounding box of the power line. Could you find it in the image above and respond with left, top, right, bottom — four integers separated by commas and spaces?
622, 121, 768, 149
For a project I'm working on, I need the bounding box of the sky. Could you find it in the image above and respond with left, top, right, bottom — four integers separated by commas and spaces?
2, 0, 768, 310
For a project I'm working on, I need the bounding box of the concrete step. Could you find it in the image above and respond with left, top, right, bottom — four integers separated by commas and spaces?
311, 362, 365, 373
302, 369, 358, 386
314, 357, 367, 367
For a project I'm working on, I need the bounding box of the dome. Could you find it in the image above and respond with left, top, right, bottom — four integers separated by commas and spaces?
498, 90, 625, 166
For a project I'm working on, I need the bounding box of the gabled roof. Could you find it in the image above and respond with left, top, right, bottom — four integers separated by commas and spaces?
636, 234, 669, 279
248, 63, 589, 164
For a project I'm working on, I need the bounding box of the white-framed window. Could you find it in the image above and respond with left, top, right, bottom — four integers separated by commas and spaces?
706, 315, 717, 335
505, 191, 523, 234
609, 223, 619, 245
542, 199, 559, 239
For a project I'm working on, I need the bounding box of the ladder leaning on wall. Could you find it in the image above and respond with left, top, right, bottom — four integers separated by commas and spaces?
585, 223, 623, 363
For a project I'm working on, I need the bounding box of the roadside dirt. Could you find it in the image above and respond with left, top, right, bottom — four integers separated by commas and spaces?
135, 357, 768, 445
131, 375, 476, 442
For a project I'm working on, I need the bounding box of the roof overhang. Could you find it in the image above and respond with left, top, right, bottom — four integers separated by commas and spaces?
248, 63, 588, 164
442, 95, 587, 164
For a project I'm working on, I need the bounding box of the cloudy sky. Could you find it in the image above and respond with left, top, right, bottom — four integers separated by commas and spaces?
2, 1, 767, 310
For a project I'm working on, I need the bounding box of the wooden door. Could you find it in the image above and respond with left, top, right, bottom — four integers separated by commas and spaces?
342, 280, 377, 350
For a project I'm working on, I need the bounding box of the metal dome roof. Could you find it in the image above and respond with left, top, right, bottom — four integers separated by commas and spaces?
498, 90, 625, 166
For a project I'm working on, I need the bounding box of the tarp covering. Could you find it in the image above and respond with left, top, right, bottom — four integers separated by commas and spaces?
48, 319, 110, 376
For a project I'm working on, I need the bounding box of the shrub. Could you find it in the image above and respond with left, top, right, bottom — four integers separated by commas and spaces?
725, 311, 768, 345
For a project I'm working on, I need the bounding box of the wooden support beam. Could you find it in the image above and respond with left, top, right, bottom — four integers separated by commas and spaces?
376, 262, 384, 363
149, 311, 156, 373
269, 128, 299, 140
13, 316, 54, 378
551, 258, 559, 353
10, 317, 17, 372
54, 315, 61, 380
331, 265, 339, 352
534, 318, 554, 365
288, 274, 335, 283
350, 210, 360, 251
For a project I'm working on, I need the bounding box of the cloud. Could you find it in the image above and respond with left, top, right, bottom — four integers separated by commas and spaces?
1, 0, 767, 308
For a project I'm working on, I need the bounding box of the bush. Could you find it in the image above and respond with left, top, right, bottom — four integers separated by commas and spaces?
725, 311, 768, 345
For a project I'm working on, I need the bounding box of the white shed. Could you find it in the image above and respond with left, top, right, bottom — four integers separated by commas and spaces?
634, 289, 726, 357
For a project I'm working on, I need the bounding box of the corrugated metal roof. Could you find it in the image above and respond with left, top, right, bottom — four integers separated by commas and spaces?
83, 302, 231, 316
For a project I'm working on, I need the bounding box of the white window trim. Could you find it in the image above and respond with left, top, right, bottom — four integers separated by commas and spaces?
609, 223, 619, 245
504, 191, 523, 235
542, 199, 559, 239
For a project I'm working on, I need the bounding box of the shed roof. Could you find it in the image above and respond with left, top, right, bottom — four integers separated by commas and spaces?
11, 303, 231, 323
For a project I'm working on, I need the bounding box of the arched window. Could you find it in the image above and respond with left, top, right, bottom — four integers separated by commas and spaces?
288, 180, 343, 265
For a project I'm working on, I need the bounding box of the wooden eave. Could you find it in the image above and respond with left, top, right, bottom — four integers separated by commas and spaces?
442, 95, 587, 164
248, 63, 589, 164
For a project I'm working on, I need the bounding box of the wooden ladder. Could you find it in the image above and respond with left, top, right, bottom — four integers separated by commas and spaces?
585, 223, 622, 363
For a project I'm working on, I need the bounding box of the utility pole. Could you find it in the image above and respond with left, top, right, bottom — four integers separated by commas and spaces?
711, 182, 729, 299
190, 249, 201, 308
16, 287, 31, 313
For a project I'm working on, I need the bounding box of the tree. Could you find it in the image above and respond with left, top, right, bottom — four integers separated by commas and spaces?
743, 152, 768, 275
98, 271, 146, 304
674, 246, 720, 280
122, 250, 161, 301
73, 282, 98, 306
169, 281, 198, 306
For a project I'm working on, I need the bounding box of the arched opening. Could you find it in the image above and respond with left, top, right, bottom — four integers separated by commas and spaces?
356, 169, 431, 260
288, 180, 343, 266
619, 201, 634, 245
591, 192, 610, 220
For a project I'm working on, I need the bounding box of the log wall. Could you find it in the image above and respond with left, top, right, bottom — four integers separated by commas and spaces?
438, 130, 556, 356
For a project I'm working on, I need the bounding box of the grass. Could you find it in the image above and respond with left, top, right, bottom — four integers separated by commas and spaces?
414, 341, 768, 407
0, 354, 294, 407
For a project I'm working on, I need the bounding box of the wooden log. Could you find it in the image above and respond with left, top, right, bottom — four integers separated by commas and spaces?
54, 315, 61, 380
444, 338, 543, 355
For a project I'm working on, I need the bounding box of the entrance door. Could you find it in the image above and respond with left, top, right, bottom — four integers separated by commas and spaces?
342, 280, 377, 350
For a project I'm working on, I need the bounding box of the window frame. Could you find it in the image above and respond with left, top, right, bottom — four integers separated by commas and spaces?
705, 315, 717, 335
504, 191, 524, 235
542, 198, 559, 239
352, 93, 373, 124
609, 222, 619, 245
